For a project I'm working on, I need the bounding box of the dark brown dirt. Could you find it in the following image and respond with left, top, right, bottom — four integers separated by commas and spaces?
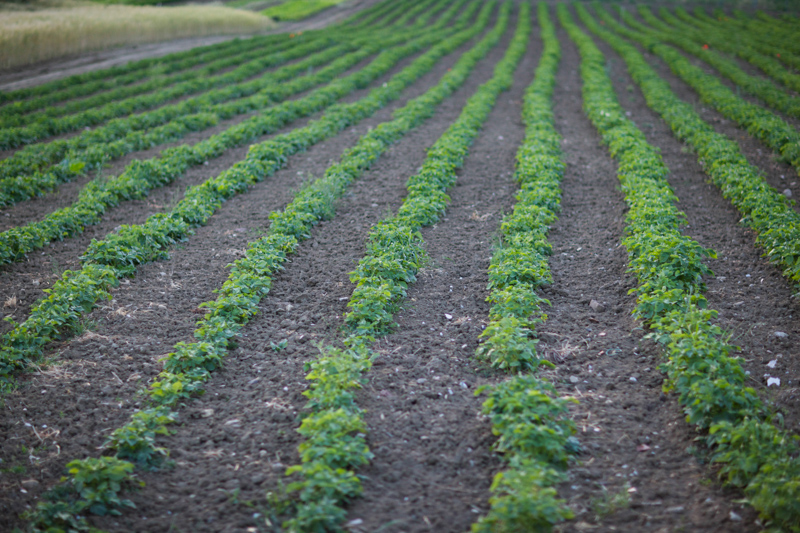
0, 50, 420, 339
103, 16, 514, 533
534, 20, 759, 532
585, 15, 800, 434
344, 20, 540, 533
0, 14, 499, 531
2, 3, 799, 533
0, 51, 384, 234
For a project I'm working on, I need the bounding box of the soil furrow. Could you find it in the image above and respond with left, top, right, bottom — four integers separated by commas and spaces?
108, 17, 514, 533
538, 23, 758, 532
0, 18, 499, 531
0, 46, 431, 337
342, 18, 542, 533
0, 51, 385, 234
590, 18, 800, 440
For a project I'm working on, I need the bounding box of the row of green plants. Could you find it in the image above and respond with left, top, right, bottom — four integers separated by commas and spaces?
0, 0, 489, 383
471, 4, 577, 531
0, 0, 414, 134
0, 34, 289, 108
0, 39, 304, 129
263, 0, 347, 21
666, 7, 800, 94
641, 7, 800, 99
581, 7, 800, 326
0, 0, 395, 109
612, 6, 800, 121
699, 8, 800, 70
23, 4, 499, 529
751, 9, 800, 37
0, 34, 342, 178
0, 29, 366, 151
597, 8, 800, 178
0, 0, 446, 184
698, 7, 800, 79
0, 37, 305, 130
287, 3, 523, 529
0, 7, 425, 186
0, 0, 477, 263
753, 10, 800, 27
574, 5, 800, 530
0, 38, 346, 200
340, 0, 415, 32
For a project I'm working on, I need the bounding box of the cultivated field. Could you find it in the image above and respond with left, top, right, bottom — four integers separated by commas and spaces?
1, 0, 799, 531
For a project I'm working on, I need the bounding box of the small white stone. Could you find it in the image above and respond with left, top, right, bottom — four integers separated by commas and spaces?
767, 377, 781, 387
775, 331, 789, 338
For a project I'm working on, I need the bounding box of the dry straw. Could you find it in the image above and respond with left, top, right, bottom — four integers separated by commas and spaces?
0, 1, 274, 71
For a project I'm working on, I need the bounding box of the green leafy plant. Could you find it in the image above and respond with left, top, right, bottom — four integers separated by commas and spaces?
27, 456, 141, 531
270, 339, 289, 352
287, 2, 519, 527
23, 3, 498, 529
591, 483, 631, 520
0, 0, 485, 383
570, 5, 800, 529
469, 6, 579, 530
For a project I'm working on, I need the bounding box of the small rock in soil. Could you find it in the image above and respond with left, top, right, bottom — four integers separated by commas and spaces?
783, 189, 792, 198
21, 480, 39, 489
589, 299, 605, 312
729, 511, 742, 521
774, 331, 789, 338
569, 376, 580, 384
